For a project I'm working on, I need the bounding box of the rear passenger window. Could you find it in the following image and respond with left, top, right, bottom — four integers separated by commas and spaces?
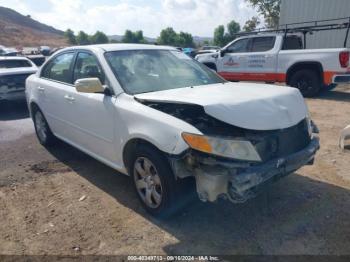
73, 52, 105, 84
251, 37, 275, 52
41, 52, 75, 84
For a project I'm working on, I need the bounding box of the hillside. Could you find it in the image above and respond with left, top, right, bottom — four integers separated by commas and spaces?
0, 6, 67, 47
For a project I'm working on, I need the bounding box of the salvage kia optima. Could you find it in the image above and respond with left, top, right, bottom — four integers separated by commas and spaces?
25, 44, 320, 216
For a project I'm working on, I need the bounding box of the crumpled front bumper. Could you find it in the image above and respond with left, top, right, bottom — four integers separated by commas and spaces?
171, 137, 320, 203
228, 137, 320, 202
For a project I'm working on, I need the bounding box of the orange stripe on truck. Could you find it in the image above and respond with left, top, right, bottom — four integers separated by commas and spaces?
218, 72, 286, 82
219, 71, 343, 85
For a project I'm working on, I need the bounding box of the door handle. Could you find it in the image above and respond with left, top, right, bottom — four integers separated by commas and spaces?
37, 86, 45, 92
64, 95, 75, 102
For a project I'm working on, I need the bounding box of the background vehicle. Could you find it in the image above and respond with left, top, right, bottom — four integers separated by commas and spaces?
0, 45, 19, 56
0, 56, 37, 101
196, 20, 350, 97
196, 45, 220, 56
26, 44, 319, 217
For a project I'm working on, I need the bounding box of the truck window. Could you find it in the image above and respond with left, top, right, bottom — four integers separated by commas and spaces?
226, 38, 250, 53
282, 36, 303, 50
251, 37, 276, 52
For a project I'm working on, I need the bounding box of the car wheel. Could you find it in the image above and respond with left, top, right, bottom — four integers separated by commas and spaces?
290, 69, 321, 97
33, 108, 56, 146
130, 145, 179, 217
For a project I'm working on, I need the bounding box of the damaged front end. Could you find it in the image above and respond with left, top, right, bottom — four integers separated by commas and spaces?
140, 100, 320, 204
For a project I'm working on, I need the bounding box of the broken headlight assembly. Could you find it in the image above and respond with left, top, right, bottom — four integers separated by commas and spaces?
182, 132, 261, 162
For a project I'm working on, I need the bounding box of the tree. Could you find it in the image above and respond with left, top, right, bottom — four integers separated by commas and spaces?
213, 25, 226, 47
177, 32, 194, 47
157, 27, 178, 46
225, 20, 241, 43
245, 0, 281, 28
76, 31, 90, 45
227, 20, 241, 39
64, 29, 76, 45
122, 30, 146, 43
243, 16, 261, 32
90, 31, 109, 44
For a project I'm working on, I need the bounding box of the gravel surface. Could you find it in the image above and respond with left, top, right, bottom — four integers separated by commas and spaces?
1, 87, 350, 255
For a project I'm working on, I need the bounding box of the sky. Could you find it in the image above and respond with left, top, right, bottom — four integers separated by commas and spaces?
0, 0, 259, 37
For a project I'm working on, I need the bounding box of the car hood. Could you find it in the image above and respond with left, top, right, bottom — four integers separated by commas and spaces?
134, 82, 308, 130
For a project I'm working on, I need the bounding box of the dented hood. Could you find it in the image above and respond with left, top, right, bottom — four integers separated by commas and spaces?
135, 82, 308, 130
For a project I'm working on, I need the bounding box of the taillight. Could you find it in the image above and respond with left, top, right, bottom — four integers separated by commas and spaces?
339, 51, 349, 68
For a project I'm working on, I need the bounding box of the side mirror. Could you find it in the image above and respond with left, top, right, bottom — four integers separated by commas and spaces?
75, 78, 104, 94
220, 49, 226, 57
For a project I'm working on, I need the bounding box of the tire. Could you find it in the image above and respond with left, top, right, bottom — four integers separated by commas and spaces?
289, 69, 321, 97
129, 144, 181, 217
32, 108, 56, 146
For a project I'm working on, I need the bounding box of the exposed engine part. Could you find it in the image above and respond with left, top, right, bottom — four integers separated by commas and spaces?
140, 99, 312, 163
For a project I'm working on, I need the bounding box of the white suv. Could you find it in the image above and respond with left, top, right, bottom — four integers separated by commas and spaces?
26, 44, 319, 216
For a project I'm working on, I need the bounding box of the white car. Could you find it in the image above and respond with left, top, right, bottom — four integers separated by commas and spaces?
0, 56, 37, 101
25, 44, 320, 216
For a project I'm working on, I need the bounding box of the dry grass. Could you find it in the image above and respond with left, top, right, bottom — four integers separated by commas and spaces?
0, 20, 68, 48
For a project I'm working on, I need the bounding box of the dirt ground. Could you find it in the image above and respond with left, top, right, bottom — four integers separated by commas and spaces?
1, 85, 350, 256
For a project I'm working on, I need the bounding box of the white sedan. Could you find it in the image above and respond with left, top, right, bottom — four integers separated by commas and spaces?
25, 44, 319, 217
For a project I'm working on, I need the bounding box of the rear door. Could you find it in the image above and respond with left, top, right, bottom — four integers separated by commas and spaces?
39, 51, 76, 138
245, 36, 278, 82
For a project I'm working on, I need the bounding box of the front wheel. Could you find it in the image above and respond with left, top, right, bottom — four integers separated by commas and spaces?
129, 145, 180, 217
289, 69, 321, 97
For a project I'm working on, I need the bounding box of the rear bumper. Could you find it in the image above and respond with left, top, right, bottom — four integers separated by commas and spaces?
333, 73, 350, 84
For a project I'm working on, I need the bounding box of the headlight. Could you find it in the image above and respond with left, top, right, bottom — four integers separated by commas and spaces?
182, 133, 261, 162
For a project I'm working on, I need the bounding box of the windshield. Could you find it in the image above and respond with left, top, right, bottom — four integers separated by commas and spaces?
105, 50, 225, 94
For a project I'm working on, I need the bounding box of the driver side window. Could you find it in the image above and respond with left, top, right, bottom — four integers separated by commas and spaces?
73, 52, 105, 84
226, 38, 250, 53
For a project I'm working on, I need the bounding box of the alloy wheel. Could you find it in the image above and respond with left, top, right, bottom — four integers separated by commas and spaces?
133, 157, 163, 208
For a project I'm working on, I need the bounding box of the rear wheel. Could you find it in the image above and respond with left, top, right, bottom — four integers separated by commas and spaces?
33, 108, 56, 146
129, 145, 181, 217
289, 69, 321, 97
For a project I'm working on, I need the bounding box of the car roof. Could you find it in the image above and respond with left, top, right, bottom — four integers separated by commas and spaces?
61, 44, 177, 53
0, 56, 31, 61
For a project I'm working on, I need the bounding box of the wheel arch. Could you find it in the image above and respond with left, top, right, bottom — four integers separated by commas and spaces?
286, 61, 324, 85
29, 101, 41, 118
122, 138, 168, 174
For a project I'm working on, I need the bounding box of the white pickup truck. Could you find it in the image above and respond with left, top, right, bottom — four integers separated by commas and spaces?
196, 33, 350, 97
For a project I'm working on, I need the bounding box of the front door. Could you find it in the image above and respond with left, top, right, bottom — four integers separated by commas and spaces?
217, 37, 251, 80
